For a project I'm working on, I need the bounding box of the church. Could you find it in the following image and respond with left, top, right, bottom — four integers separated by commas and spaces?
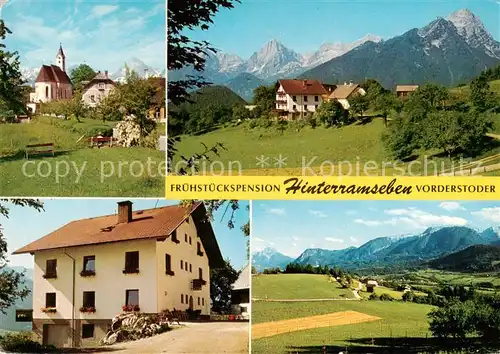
29, 45, 73, 104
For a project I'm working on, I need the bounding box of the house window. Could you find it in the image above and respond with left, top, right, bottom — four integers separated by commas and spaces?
83, 291, 95, 308
199, 268, 203, 280
293, 105, 296, 110
165, 254, 174, 275
181, 294, 184, 304
197, 242, 204, 256
83, 256, 95, 273
304, 96, 308, 102
304, 105, 308, 111
44, 259, 57, 278
124, 251, 139, 273
189, 236, 192, 245
45, 293, 56, 308
82, 324, 94, 339
125, 289, 139, 306
185, 218, 189, 224
180, 260, 184, 270
90, 95, 95, 103
189, 264, 192, 273
171, 230, 179, 243
202, 298, 205, 306
315, 105, 318, 109
98, 83, 105, 89
292, 96, 296, 101
198, 297, 200, 306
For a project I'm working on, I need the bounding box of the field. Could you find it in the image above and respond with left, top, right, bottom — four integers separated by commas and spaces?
0, 117, 165, 197
174, 115, 500, 176
252, 274, 355, 300
252, 300, 435, 353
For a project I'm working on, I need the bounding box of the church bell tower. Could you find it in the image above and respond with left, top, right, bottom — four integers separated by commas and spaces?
56, 44, 66, 72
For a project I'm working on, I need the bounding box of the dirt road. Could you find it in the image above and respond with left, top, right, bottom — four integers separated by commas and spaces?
96, 322, 249, 353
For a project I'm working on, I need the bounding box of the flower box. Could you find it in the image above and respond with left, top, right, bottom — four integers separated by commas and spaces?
122, 304, 140, 312
122, 268, 139, 274
79, 306, 96, 313
80, 270, 96, 277
41, 307, 56, 313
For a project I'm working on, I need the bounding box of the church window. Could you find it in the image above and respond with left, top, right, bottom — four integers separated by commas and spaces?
45, 87, 49, 98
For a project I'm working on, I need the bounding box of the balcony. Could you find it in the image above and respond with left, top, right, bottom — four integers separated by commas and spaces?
192, 278, 207, 291
275, 99, 287, 104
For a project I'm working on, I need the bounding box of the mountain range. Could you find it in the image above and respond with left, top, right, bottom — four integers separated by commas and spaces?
21, 57, 163, 86
170, 9, 499, 100
252, 226, 500, 271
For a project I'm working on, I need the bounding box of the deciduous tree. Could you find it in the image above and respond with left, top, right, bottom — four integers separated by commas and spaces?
70, 64, 96, 91
210, 260, 240, 314
0, 199, 44, 314
314, 100, 350, 127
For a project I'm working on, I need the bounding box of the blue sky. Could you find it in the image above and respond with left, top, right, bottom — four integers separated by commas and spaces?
1, 0, 165, 70
3, 199, 249, 271
252, 201, 500, 258
189, 0, 500, 58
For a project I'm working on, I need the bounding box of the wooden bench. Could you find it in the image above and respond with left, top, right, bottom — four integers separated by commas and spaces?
89, 136, 115, 148
25, 143, 54, 159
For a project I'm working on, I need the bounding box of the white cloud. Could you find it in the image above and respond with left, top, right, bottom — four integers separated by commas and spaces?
91, 5, 119, 17
292, 243, 297, 247
472, 207, 500, 223
292, 235, 299, 241
309, 210, 328, 218
355, 207, 468, 229
350, 236, 358, 242
439, 202, 466, 211
268, 208, 286, 216
325, 237, 344, 243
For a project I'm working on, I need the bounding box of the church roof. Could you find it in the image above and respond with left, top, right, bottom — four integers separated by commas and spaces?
57, 44, 65, 58
35, 65, 71, 85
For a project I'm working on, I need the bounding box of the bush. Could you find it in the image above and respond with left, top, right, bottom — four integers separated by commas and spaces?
379, 293, 395, 301
0, 332, 57, 353
368, 293, 379, 300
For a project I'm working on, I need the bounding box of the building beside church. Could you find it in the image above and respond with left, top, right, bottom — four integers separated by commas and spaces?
29, 45, 73, 106
81, 71, 116, 107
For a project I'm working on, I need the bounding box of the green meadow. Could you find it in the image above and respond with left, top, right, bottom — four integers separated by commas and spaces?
0, 117, 164, 197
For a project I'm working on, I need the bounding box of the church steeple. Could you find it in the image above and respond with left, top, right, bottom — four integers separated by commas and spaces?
56, 43, 66, 72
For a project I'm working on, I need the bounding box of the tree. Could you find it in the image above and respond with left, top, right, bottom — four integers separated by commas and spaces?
167, 0, 240, 174
470, 74, 494, 112
413, 83, 449, 109
362, 78, 387, 105
64, 92, 88, 122
424, 111, 492, 159
119, 69, 157, 137
314, 100, 349, 127
373, 92, 397, 127
70, 64, 96, 91
382, 112, 422, 160
428, 300, 476, 340
253, 83, 278, 113
349, 94, 368, 118
94, 90, 123, 122
0, 199, 44, 314
0, 20, 25, 117
210, 260, 240, 314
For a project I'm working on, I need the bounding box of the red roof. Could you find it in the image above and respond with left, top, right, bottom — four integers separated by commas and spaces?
278, 79, 327, 95
12, 202, 224, 268
35, 65, 71, 85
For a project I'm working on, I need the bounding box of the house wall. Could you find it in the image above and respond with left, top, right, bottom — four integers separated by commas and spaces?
32, 238, 158, 322
82, 82, 115, 107
155, 215, 211, 315
32, 82, 72, 103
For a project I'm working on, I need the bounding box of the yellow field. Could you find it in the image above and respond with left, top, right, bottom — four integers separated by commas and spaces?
251, 311, 381, 339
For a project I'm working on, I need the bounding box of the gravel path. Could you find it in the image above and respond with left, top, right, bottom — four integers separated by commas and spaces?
96, 322, 249, 353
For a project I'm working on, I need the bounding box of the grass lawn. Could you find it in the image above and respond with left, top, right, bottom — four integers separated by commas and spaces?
173, 117, 500, 176
0, 116, 164, 197
252, 274, 355, 300
252, 300, 434, 353
413, 269, 500, 288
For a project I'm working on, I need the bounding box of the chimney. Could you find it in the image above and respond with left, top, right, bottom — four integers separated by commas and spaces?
303, 80, 307, 87
105, 70, 108, 78
117, 201, 133, 223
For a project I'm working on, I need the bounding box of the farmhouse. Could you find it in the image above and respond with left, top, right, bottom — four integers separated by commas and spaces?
29, 45, 72, 105
327, 82, 366, 109
13, 201, 223, 348
366, 280, 378, 293
396, 85, 419, 97
81, 71, 116, 107
231, 264, 250, 319
275, 79, 328, 119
